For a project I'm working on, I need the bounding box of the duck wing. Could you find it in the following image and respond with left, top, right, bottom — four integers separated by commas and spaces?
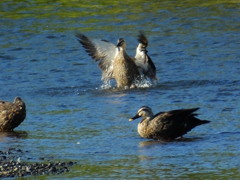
144, 54, 156, 80
76, 33, 117, 82
167, 108, 200, 117
155, 108, 200, 124
151, 108, 202, 139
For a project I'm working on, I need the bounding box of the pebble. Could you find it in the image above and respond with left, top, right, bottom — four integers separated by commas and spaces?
0, 148, 76, 178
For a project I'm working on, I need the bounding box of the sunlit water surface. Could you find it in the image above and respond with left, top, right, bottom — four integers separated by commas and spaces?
1, 1, 240, 179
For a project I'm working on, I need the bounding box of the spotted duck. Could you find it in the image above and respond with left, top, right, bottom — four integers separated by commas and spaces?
0, 97, 26, 132
76, 32, 156, 88
129, 106, 210, 140
135, 32, 157, 82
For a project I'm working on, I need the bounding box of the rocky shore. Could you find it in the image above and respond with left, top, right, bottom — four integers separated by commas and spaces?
0, 148, 76, 178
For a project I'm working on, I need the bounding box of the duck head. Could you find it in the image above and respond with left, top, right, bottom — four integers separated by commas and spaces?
135, 43, 148, 64
14, 97, 26, 109
137, 31, 148, 47
137, 43, 148, 53
117, 38, 126, 50
129, 106, 154, 121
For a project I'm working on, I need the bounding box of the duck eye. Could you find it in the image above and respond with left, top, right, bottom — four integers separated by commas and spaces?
140, 111, 146, 116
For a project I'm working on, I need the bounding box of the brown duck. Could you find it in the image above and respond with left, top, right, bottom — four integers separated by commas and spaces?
0, 97, 26, 132
129, 106, 210, 140
76, 32, 156, 88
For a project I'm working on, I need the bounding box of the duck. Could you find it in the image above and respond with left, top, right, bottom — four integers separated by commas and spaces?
135, 32, 157, 82
129, 106, 210, 140
0, 97, 26, 132
113, 38, 140, 88
76, 32, 156, 88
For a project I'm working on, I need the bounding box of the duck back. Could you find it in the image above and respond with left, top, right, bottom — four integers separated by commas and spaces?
0, 98, 26, 131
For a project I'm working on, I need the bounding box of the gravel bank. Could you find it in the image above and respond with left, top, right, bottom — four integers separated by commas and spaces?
0, 148, 76, 178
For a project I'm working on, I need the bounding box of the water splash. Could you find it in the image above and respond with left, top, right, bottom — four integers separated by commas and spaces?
134, 77, 157, 88
100, 80, 113, 89
99, 77, 157, 90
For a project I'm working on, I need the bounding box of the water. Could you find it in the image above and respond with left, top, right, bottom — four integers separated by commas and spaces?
1, 0, 240, 179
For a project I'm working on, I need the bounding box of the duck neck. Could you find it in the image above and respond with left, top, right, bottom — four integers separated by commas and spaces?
135, 47, 144, 59
135, 44, 147, 61
117, 47, 129, 62
140, 113, 154, 124
117, 46, 124, 55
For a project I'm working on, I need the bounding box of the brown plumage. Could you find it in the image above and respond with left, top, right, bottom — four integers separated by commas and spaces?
0, 97, 26, 132
129, 106, 210, 140
76, 32, 156, 88
112, 38, 140, 88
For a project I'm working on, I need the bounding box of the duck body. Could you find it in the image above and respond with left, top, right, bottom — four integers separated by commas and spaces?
76, 32, 156, 88
135, 49, 156, 81
113, 39, 140, 88
130, 106, 210, 140
0, 97, 26, 132
135, 32, 157, 82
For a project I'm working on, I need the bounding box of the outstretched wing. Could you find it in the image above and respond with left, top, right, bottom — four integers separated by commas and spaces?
144, 54, 156, 80
76, 33, 117, 81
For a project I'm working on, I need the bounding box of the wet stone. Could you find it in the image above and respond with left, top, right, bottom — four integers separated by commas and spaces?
0, 148, 76, 178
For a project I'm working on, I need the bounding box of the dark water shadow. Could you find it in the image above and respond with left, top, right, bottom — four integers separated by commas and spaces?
0, 55, 16, 60
0, 131, 28, 142
154, 79, 232, 90
139, 137, 203, 148
217, 131, 240, 140
219, 131, 240, 135
34, 85, 87, 96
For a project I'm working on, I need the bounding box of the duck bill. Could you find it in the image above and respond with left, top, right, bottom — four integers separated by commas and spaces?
129, 114, 140, 121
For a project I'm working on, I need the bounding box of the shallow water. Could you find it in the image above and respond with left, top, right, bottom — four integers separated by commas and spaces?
1, 0, 240, 179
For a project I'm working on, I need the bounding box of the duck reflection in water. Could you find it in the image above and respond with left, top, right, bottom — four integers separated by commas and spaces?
138, 137, 203, 148
76, 32, 157, 89
129, 106, 210, 141
0, 131, 28, 142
